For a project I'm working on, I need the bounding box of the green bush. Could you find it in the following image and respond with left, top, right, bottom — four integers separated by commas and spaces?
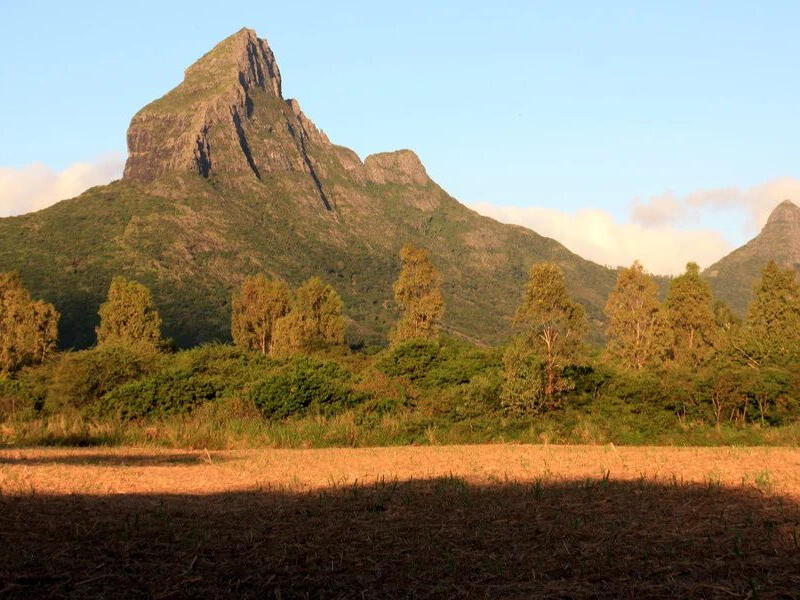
165, 343, 280, 400
93, 369, 221, 420
375, 339, 439, 383
48, 343, 162, 409
170, 343, 277, 377
250, 357, 358, 419
376, 337, 501, 388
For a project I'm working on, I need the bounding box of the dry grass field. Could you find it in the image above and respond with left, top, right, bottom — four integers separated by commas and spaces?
2, 444, 800, 598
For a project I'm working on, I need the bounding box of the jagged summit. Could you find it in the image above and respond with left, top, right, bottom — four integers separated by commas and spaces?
123, 28, 336, 200
122, 27, 432, 214
183, 28, 282, 99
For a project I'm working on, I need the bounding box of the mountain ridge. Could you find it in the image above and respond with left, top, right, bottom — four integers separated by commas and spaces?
0, 28, 619, 348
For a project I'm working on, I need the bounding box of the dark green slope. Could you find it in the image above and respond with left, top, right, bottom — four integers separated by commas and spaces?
0, 170, 616, 348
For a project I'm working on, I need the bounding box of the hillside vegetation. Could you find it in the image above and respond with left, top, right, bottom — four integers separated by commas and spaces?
2, 247, 799, 449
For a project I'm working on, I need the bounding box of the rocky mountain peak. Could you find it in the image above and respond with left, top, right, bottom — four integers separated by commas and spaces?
122, 28, 341, 201
764, 199, 800, 229
183, 27, 282, 98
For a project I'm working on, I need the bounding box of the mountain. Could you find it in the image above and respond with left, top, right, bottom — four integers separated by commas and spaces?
705, 200, 800, 315
0, 28, 619, 349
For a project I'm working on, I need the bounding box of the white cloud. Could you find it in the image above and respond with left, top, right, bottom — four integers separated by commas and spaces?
0, 153, 125, 217
631, 177, 800, 233
469, 202, 732, 276
631, 192, 688, 227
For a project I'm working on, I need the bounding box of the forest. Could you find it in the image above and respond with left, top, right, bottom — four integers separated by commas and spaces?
1, 245, 798, 448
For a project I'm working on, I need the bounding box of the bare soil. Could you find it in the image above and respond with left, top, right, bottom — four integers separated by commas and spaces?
2, 445, 799, 598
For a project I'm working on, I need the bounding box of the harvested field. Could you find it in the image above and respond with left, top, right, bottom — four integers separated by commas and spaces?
2, 445, 800, 598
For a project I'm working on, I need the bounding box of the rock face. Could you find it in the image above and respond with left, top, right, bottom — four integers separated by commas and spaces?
123, 28, 435, 212
705, 199, 800, 314
124, 29, 335, 206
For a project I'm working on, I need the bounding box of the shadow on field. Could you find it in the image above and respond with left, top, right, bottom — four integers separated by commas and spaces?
1, 478, 799, 599
0, 452, 225, 467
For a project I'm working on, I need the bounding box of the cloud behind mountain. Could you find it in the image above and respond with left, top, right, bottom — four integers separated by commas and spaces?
0, 154, 124, 217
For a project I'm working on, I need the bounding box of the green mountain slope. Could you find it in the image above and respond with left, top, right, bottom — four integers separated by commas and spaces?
0, 28, 617, 348
704, 200, 800, 316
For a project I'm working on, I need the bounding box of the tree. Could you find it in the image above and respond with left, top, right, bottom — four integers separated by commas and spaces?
604, 261, 669, 370
272, 277, 345, 354
500, 337, 545, 414
0, 272, 59, 376
664, 262, 717, 368
231, 274, 290, 355
96, 276, 162, 347
511, 263, 587, 402
391, 244, 444, 344
738, 261, 800, 367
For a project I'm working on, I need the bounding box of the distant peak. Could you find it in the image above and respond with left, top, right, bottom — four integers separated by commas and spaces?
765, 199, 800, 227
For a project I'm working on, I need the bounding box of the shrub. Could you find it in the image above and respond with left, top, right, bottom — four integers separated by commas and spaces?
93, 369, 221, 420
375, 339, 439, 383
375, 337, 500, 388
169, 344, 278, 382
421, 372, 504, 421
250, 357, 358, 419
0, 369, 48, 419
48, 343, 162, 409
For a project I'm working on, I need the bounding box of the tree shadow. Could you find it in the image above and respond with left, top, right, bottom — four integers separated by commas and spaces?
0, 452, 226, 467
0, 478, 798, 599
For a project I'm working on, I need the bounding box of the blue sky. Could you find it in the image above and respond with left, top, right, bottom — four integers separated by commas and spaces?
1, 1, 798, 273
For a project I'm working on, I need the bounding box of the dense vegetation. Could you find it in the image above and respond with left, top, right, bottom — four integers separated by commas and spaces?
1, 247, 798, 449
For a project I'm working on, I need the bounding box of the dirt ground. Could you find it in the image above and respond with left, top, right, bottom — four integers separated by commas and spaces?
2, 444, 800, 495
2, 444, 800, 598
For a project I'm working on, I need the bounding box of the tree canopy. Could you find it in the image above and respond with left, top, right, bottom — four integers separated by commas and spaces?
604, 262, 669, 370
272, 277, 346, 354
96, 277, 162, 347
509, 263, 587, 405
0, 272, 59, 376
665, 262, 717, 368
391, 244, 444, 344
738, 261, 800, 367
231, 274, 290, 355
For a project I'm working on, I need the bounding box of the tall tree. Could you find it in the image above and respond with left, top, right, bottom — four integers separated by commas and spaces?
272, 277, 346, 354
231, 274, 290, 355
96, 276, 162, 347
0, 272, 59, 376
512, 263, 587, 401
391, 244, 444, 344
604, 261, 669, 370
739, 261, 800, 366
665, 262, 717, 367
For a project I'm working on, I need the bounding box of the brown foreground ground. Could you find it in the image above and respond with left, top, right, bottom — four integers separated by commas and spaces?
2, 445, 800, 598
